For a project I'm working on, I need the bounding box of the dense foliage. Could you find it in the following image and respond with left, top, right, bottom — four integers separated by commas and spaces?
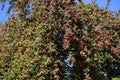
0, 0, 120, 80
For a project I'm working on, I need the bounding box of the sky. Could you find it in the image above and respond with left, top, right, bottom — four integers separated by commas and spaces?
0, 1, 11, 24
83, 0, 120, 12
0, 0, 120, 24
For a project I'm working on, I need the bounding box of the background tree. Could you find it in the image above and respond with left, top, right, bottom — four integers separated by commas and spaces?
0, 0, 120, 80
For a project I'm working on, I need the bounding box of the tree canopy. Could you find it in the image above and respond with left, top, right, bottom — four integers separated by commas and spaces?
0, 0, 120, 80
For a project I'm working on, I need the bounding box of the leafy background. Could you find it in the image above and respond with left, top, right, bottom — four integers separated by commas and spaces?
0, 0, 120, 80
